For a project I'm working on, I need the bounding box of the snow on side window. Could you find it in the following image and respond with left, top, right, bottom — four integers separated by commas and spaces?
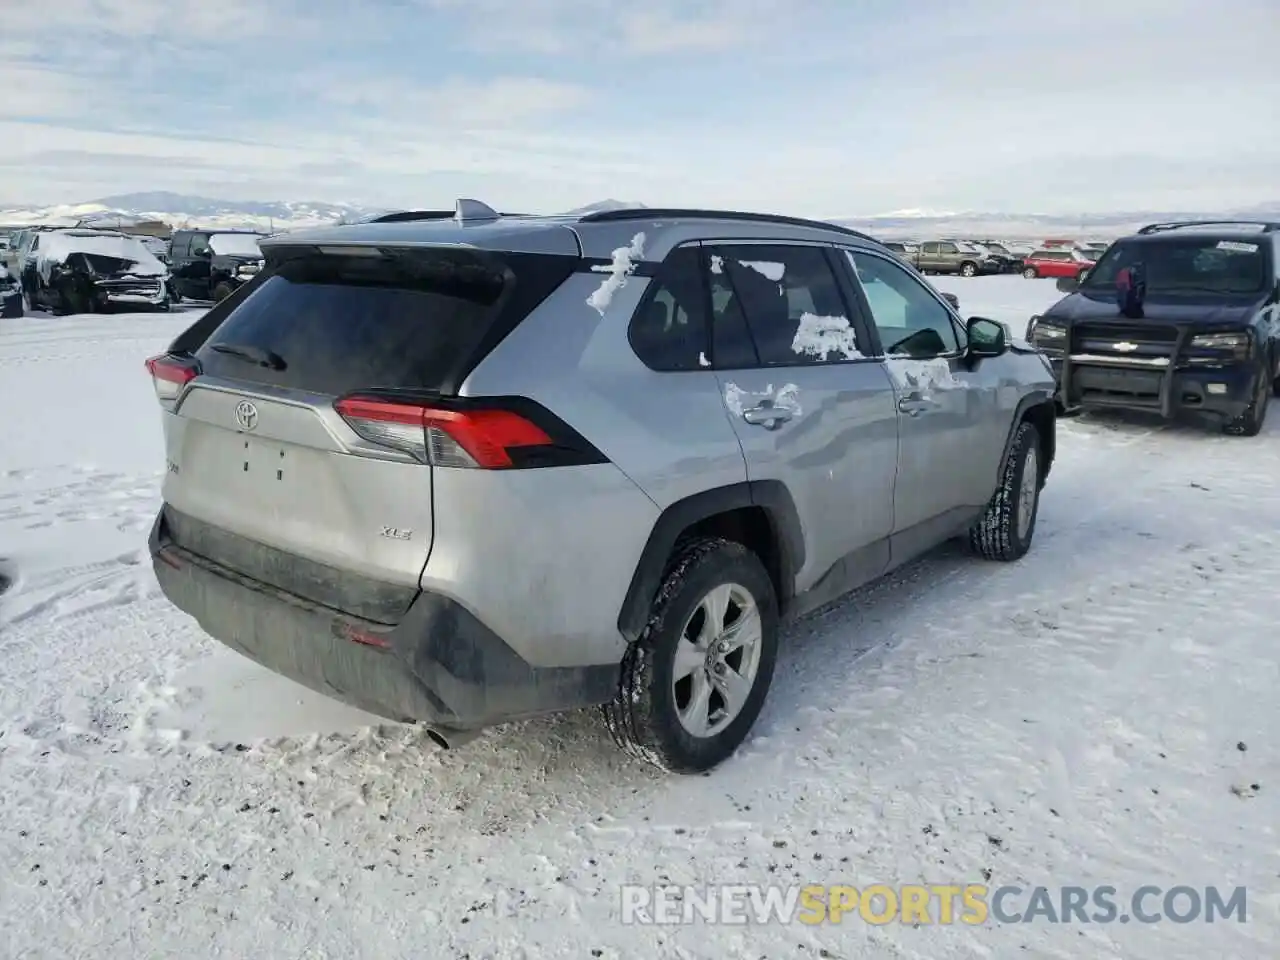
792, 313, 863, 360
587, 232, 646, 316
740, 260, 785, 281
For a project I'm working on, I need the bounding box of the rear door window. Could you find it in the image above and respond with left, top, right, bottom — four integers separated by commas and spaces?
706, 244, 862, 366
196, 249, 573, 395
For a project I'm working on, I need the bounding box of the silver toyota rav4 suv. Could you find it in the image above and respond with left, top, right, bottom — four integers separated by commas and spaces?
145, 201, 1056, 773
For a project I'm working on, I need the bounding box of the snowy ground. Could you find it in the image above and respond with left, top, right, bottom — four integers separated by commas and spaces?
1, 277, 1276, 958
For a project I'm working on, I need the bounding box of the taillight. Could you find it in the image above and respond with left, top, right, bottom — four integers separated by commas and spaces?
145, 354, 200, 407
333, 395, 599, 470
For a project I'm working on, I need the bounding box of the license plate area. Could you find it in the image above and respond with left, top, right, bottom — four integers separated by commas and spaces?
237, 433, 291, 484
1075, 366, 1167, 396
1073, 364, 1164, 401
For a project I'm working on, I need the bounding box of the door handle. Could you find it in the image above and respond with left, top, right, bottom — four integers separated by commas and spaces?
897, 393, 935, 416
741, 402, 792, 429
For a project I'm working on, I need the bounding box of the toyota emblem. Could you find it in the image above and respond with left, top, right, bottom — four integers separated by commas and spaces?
235, 400, 259, 431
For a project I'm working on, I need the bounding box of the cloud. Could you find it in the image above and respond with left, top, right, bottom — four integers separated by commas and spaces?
318, 75, 594, 127
0, 0, 1277, 214
416, 0, 793, 56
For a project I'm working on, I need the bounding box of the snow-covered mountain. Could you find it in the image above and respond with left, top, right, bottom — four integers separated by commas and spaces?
2, 191, 1276, 239
0, 191, 384, 231
0, 192, 651, 231
831, 201, 1280, 239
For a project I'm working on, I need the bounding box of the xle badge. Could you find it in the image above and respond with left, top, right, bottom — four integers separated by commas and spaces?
380, 527, 413, 541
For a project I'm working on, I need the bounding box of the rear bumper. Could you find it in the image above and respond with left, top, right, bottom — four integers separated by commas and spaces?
148, 510, 617, 731
1051, 355, 1260, 419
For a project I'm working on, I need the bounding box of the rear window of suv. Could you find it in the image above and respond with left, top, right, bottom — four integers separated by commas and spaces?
195, 249, 575, 395
1084, 237, 1269, 294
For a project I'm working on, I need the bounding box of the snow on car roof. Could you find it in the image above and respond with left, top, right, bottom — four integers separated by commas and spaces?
35, 230, 167, 277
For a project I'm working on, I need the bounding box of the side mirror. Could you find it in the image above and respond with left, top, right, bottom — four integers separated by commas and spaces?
966, 316, 1007, 359
1056, 276, 1080, 293
941, 291, 960, 311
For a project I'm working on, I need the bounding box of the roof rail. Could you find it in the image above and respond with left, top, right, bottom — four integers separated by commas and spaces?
1136, 219, 1280, 235
363, 210, 455, 223
577, 207, 878, 243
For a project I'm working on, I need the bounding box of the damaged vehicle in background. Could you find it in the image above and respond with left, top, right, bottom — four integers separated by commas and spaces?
973, 241, 1025, 273
24, 229, 171, 315
140, 235, 172, 265
1, 262, 22, 318
168, 229, 266, 303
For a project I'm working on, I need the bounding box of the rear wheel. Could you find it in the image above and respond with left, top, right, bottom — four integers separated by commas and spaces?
960, 261, 978, 278
1022, 266, 1038, 279
603, 538, 779, 774
1077, 268, 1090, 281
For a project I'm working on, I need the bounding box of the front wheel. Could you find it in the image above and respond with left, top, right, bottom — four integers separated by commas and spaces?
1022, 266, 1038, 279
960, 261, 978, 278
603, 538, 779, 774
212, 282, 234, 302
970, 420, 1041, 561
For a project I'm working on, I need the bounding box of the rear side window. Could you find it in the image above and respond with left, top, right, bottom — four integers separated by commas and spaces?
629, 245, 708, 371
196, 249, 574, 395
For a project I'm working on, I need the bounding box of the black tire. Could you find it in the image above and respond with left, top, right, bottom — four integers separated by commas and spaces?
960, 261, 978, 278
1223, 369, 1270, 437
212, 282, 234, 302
603, 537, 779, 774
969, 420, 1041, 561
1022, 266, 1038, 279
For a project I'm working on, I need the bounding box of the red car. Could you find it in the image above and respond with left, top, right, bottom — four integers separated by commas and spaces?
1021, 248, 1096, 280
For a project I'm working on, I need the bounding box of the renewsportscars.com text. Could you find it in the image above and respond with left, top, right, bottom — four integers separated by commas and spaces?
619, 883, 1248, 926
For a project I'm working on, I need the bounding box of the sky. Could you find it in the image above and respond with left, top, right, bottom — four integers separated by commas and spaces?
2, 0, 1278, 217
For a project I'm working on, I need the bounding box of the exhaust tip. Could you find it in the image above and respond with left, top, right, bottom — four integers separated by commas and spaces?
0, 558, 17, 598
425, 728, 450, 750
424, 725, 481, 751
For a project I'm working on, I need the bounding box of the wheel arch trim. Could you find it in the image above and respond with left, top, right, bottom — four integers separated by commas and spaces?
616, 481, 805, 643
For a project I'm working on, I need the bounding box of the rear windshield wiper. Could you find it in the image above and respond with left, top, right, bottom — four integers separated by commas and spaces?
210, 342, 287, 370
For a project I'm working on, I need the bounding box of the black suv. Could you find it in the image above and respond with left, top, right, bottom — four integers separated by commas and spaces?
1026, 220, 1280, 436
